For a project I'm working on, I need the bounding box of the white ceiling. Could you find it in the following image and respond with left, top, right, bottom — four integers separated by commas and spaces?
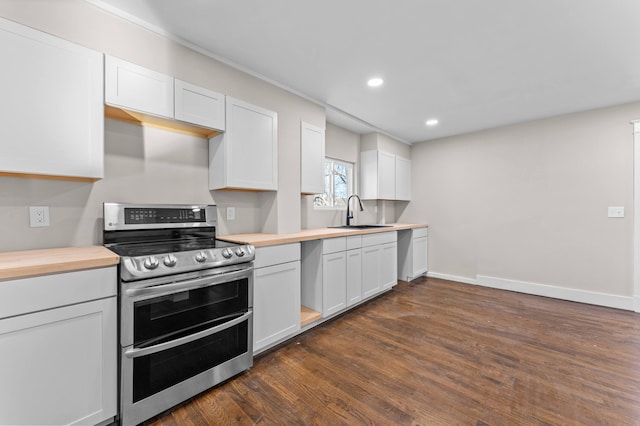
88, 0, 640, 144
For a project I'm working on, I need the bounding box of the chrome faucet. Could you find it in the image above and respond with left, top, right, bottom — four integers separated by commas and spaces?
346, 194, 363, 226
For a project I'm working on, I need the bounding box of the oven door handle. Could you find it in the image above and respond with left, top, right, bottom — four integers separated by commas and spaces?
125, 265, 252, 298
124, 310, 252, 359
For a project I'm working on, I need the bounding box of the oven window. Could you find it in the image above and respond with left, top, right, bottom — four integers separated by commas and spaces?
133, 320, 249, 403
134, 277, 248, 346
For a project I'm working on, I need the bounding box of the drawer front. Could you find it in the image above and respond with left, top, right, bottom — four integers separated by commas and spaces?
346, 235, 362, 250
254, 243, 301, 269
361, 231, 397, 247
0, 267, 117, 319
413, 227, 428, 238
322, 237, 346, 254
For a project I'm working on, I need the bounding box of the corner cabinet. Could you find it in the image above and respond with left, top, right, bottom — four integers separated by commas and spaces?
253, 243, 301, 354
209, 97, 278, 191
0, 267, 117, 426
300, 121, 325, 195
360, 150, 411, 201
0, 17, 104, 181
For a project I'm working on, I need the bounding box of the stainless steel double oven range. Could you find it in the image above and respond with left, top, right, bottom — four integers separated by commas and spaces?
103, 203, 255, 426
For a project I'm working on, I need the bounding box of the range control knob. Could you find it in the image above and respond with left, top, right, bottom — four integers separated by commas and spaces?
194, 251, 208, 263
143, 256, 159, 270
221, 248, 234, 259
163, 254, 177, 267
235, 247, 246, 257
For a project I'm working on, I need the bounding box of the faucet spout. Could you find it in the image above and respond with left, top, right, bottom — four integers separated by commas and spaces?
346, 194, 364, 226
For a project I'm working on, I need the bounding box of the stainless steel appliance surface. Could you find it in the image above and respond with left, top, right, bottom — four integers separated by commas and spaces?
103, 203, 255, 426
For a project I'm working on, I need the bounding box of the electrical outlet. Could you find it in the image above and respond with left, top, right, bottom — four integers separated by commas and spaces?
608, 206, 625, 218
29, 206, 50, 227
227, 207, 236, 221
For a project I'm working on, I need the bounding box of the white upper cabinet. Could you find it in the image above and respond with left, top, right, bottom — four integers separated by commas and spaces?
378, 150, 396, 199
105, 56, 225, 133
0, 17, 104, 181
360, 150, 395, 200
105, 55, 174, 119
174, 79, 225, 130
209, 96, 278, 191
300, 121, 325, 195
360, 150, 411, 201
395, 156, 411, 201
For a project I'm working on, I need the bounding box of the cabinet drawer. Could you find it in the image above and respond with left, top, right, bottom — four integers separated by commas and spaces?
0, 267, 116, 320
362, 231, 397, 247
254, 243, 300, 269
346, 235, 362, 250
413, 227, 428, 238
323, 237, 346, 254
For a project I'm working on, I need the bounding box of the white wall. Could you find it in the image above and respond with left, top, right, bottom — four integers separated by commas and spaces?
0, 0, 324, 251
400, 101, 638, 303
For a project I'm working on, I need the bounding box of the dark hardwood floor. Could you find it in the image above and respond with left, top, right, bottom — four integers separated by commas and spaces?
145, 277, 640, 425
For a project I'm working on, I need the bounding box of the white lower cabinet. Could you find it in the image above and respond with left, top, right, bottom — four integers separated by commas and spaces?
302, 232, 395, 319
362, 244, 381, 298
362, 231, 398, 297
398, 227, 429, 281
0, 267, 117, 426
253, 243, 301, 354
346, 238, 363, 307
323, 250, 347, 316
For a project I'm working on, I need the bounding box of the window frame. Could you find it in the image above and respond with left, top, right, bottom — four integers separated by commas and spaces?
313, 157, 354, 210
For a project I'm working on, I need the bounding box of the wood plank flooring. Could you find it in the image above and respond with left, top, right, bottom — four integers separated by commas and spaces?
145, 277, 640, 425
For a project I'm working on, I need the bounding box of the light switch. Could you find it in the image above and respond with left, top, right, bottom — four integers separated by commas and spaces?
608, 206, 624, 218
227, 207, 235, 220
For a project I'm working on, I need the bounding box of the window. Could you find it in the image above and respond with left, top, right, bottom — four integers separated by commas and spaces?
313, 158, 354, 209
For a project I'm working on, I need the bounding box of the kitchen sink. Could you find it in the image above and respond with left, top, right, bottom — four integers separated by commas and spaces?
329, 224, 393, 229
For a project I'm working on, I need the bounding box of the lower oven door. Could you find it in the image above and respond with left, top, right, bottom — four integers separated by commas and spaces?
120, 265, 253, 426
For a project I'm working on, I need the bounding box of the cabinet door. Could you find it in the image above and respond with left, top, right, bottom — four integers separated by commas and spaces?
362, 245, 381, 298
381, 242, 398, 290
346, 248, 363, 307
210, 97, 278, 190
253, 261, 301, 353
378, 151, 396, 200
0, 18, 104, 180
105, 55, 174, 118
395, 156, 411, 201
300, 121, 325, 194
323, 251, 347, 316
174, 79, 225, 130
0, 297, 117, 426
412, 236, 428, 277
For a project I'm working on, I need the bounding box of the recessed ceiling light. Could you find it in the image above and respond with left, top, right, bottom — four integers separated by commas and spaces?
367, 77, 384, 87
426, 119, 439, 126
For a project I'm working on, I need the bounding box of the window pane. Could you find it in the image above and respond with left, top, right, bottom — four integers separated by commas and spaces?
334, 163, 348, 207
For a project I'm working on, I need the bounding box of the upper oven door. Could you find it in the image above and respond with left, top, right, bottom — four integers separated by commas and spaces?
121, 264, 253, 348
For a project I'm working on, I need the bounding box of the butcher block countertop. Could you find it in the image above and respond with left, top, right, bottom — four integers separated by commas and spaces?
219, 223, 427, 247
0, 246, 120, 281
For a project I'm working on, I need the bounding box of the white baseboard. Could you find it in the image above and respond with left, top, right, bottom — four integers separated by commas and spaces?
475, 275, 635, 311
426, 271, 635, 311
426, 271, 478, 286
